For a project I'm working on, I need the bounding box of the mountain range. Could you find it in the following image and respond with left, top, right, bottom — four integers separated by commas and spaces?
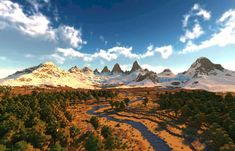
1, 57, 235, 92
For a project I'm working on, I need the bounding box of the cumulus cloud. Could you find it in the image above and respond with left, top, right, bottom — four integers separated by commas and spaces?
180, 23, 204, 43
141, 64, 166, 73
0, 0, 85, 48
180, 3, 210, 44
120, 64, 132, 71
108, 46, 139, 59
155, 45, 173, 59
183, 3, 211, 28
192, 4, 211, 20
0, 0, 53, 38
180, 9, 235, 54
56, 45, 174, 63
26, 0, 50, 12
141, 44, 155, 58
92, 49, 118, 61
57, 26, 86, 48
50, 53, 65, 64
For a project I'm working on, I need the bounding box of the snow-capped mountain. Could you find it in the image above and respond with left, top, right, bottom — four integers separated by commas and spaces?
97, 61, 159, 87
1, 58, 235, 92
157, 57, 235, 92
184, 57, 224, 78
1, 62, 96, 89
181, 57, 235, 92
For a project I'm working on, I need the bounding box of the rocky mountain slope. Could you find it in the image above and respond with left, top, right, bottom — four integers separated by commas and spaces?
158, 57, 235, 92
181, 57, 235, 92
1, 62, 96, 89
111, 63, 123, 74
101, 66, 110, 74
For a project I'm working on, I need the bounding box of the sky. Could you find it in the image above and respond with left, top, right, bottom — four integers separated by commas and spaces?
0, 0, 235, 78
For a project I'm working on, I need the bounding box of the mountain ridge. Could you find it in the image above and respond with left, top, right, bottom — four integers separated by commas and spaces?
1, 58, 235, 92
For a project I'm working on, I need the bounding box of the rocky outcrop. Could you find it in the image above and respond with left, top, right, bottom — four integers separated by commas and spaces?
136, 71, 158, 83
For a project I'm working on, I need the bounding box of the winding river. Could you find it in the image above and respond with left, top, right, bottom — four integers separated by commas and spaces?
87, 100, 171, 151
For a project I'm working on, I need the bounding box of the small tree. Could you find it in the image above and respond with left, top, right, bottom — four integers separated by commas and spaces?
119, 101, 126, 110
123, 98, 130, 106
90, 116, 99, 130
85, 133, 102, 151
114, 102, 120, 109
109, 101, 114, 109
143, 97, 149, 107
70, 125, 80, 138
101, 126, 112, 138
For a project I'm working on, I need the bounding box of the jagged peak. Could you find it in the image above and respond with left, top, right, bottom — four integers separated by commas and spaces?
82, 67, 92, 73
94, 69, 100, 74
101, 66, 110, 73
130, 60, 142, 72
111, 63, 123, 73
69, 66, 81, 73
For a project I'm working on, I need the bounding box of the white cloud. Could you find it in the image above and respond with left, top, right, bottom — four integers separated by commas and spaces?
26, 0, 50, 12
92, 49, 118, 61
223, 61, 235, 71
50, 53, 65, 64
141, 64, 166, 73
0, 0, 53, 38
192, 4, 211, 20
120, 64, 132, 71
57, 26, 86, 48
56, 44, 174, 63
183, 3, 211, 28
180, 9, 235, 54
141, 64, 185, 74
108, 46, 139, 59
183, 14, 190, 28
141, 44, 155, 58
180, 4, 210, 43
180, 23, 204, 43
0, 68, 21, 78
155, 45, 173, 59
57, 48, 85, 58
0, 0, 85, 48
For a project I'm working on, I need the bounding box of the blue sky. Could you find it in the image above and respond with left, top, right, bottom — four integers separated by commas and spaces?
0, 0, 235, 78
